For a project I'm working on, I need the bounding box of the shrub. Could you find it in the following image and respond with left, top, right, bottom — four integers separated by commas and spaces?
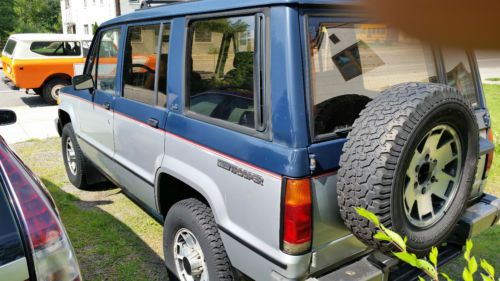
355, 208, 497, 281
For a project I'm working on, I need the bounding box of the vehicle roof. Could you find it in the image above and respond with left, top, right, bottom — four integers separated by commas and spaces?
103, 0, 356, 27
8, 33, 94, 42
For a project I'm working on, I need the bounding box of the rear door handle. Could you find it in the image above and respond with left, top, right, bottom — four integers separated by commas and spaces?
147, 118, 159, 128
103, 102, 111, 110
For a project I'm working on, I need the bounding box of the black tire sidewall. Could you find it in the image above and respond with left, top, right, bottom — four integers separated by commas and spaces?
61, 123, 84, 187
392, 99, 478, 253
163, 200, 230, 280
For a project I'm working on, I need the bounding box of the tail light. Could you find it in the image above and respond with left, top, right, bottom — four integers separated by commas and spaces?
0, 148, 81, 281
282, 178, 312, 255
485, 129, 495, 176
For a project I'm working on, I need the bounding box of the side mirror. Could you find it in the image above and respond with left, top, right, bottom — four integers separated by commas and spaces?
0, 110, 16, 126
72, 74, 94, 91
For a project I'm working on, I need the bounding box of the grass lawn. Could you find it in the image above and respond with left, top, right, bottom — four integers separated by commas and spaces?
11, 85, 500, 280
13, 140, 166, 281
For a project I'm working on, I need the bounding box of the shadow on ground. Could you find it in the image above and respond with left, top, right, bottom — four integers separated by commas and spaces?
41, 178, 168, 281
20, 94, 51, 107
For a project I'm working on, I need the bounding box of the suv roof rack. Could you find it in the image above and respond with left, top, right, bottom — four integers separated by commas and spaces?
139, 0, 192, 9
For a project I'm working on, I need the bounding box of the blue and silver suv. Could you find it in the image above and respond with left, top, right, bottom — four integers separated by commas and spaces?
56, 1, 499, 280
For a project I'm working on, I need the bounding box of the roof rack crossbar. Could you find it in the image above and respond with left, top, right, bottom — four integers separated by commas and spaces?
139, 0, 192, 9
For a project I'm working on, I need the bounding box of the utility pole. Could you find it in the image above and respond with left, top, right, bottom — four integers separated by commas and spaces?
114, 0, 121, 16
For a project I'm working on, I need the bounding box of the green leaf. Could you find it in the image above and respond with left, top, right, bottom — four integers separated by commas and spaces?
380, 225, 406, 251
463, 268, 473, 281
374, 231, 392, 242
393, 251, 419, 268
404, 236, 408, 243
469, 256, 478, 275
418, 276, 425, 281
355, 207, 380, 227
429, 247, 438, 267
416, 259, 438, 280
481, 259, 495, 278
464, 239, 473, 262
481, 273, 494, 281
441, 272, 453, 281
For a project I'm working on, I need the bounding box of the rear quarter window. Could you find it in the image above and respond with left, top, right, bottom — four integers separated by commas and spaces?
2, 39, 17, 56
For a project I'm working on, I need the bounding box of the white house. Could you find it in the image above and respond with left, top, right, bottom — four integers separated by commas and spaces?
60, 0, 141, 35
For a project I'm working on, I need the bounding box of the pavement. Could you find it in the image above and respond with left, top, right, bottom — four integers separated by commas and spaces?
0, 73, 59, 144
477, 50, 500, 84
0, 51, 499, 145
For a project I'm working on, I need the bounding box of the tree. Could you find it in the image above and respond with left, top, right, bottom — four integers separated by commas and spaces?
13, 0, 62, 33
0, 0, 16, 43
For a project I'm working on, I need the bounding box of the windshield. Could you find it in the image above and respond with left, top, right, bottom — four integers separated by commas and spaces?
307, 18, 438, 138
3, 39, 17, 56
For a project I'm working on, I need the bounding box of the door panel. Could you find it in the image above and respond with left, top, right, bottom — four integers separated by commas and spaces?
113, 23, 169, 210
79, 28, 122, 161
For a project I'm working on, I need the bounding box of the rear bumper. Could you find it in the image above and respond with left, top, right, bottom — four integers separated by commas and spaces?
310, 194, 499, 281
2, 75, 19, 90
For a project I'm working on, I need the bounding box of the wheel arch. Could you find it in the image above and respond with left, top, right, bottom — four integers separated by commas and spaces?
42, 73, 72, 88
57, 109, 72, 136
155, 172, 209, 219
154, 162, 228, 224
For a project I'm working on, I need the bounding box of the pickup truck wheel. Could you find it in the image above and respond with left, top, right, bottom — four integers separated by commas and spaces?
337, 82, 479, 256
61, 123, 94, 189
43, 78, 69, 105
164, 199, 234, 281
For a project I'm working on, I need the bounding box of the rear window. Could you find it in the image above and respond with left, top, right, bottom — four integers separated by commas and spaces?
2, 39, 17, 55
307, 19, 438, 138
30, 41, 82, 56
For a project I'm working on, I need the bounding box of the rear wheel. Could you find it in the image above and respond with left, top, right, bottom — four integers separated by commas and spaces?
43, 78, 69, 105
164, 199, 234, 281
337, 82, 479, 256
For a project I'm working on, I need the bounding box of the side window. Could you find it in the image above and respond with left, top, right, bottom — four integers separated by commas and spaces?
0, 184, 25, 266
82, 40, 92, 56
441, 48, 479, 108
91, 28, 121, 94
187, 15, 260, 130
122, 23, 169, 106
30, 41, 82, 56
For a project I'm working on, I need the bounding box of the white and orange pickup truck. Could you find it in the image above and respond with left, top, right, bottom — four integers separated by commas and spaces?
1, 33, 93, 104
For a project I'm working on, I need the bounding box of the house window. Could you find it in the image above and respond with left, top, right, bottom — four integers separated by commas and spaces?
84, 24, 89, 35
83, 0, 87, 8
65, 0, 70, 8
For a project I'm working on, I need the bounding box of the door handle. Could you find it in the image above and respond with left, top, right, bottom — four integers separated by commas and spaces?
103, 102, 111, 110
147, 118, 159, 128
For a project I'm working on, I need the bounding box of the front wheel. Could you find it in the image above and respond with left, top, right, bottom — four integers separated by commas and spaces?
61, 123, 97, 189
164, 199, 234, 281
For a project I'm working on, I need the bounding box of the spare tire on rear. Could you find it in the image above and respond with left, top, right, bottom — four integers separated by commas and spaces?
337, 82, 479, 256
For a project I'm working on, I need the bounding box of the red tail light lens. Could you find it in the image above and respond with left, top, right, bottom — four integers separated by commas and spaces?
0, 146, 81, 281
282, 178, 312, 254
485, 129, 495, 176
